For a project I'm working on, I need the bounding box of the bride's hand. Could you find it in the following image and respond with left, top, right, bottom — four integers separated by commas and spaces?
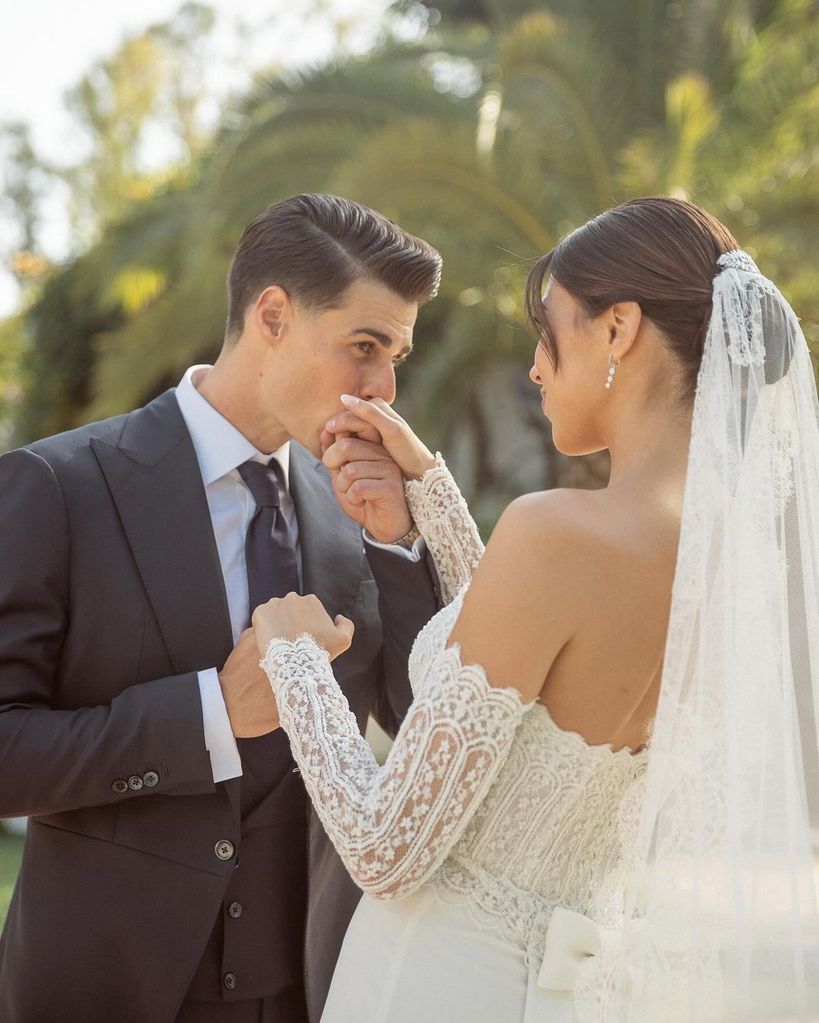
324, 395, 437, 481
252, 593, 355, 661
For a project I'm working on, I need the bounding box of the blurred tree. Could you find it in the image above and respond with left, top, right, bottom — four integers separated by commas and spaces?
0, 315, 25, 452
61, 2, 215, 247
8, 0, 819, 514
0, 123, 53, 288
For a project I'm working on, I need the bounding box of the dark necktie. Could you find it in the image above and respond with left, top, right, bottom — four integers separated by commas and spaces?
237, 458, 300, 612
235, 457, 301, 816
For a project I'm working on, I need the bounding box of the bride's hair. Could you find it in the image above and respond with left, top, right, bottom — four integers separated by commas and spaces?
525, 197, 740, 403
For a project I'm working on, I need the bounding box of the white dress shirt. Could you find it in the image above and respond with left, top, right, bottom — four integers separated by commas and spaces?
175, 365, 422, 784
177, 364, 302, 782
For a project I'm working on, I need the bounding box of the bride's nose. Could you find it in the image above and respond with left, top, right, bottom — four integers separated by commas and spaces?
529, 364, 541, 385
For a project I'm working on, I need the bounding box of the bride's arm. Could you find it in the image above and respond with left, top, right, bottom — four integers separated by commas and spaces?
404, 454, 484, 604
255, 494, 578, 901
261, 631, 533, 900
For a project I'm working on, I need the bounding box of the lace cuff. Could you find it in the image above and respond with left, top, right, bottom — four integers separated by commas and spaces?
405, 454, 484, 604
261, 633, 533, 900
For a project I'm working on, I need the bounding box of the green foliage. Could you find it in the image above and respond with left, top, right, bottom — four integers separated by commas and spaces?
0, 831, 23, 928
0, 315, 26, 451
8, 0, 819, 488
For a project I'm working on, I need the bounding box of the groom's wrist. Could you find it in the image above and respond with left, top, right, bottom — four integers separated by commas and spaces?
392, 525, 421, 549
363, 528, 425, 563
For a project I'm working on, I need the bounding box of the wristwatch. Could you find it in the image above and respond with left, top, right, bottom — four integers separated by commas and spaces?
394, 525, 421, 550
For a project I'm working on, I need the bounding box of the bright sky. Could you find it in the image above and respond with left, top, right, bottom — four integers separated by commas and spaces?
0, 0, 404, 316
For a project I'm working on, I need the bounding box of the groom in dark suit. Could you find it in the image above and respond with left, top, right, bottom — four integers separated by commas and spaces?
0, 194, 441, 1023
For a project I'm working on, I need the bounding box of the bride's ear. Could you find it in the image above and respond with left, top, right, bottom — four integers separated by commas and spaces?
607, 300, 642, 362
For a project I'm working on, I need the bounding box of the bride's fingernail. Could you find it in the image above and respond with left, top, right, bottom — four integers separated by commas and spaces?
340, 394, 359, 407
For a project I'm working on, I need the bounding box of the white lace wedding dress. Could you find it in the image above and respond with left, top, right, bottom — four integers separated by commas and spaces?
261, 458, 649, 1022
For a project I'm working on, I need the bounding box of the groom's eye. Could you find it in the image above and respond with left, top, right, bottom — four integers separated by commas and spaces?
353, 340, 410, 367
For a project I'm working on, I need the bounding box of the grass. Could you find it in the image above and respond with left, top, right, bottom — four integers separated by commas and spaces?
0, 830, 23, 928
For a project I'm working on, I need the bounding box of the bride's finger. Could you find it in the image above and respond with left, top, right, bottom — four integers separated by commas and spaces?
364, 396, 407, 425
339, 395, 404, 445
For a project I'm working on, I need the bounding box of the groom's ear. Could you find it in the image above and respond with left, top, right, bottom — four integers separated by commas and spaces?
255, 285, 290, 344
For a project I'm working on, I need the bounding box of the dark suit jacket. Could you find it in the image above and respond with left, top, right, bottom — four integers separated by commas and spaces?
0, 390, 439, 1023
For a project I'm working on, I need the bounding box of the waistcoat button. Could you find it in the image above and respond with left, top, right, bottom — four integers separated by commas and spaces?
215, 840, 235, 861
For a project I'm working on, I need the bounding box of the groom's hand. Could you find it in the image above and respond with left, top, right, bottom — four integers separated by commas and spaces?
321, 420, 413, 544
218, 628, 280, 738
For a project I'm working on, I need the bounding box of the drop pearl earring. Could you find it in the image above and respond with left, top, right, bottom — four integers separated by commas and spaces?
605, 353, 621, 390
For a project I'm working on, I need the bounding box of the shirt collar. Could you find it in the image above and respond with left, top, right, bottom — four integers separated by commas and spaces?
174, 365, 291, 489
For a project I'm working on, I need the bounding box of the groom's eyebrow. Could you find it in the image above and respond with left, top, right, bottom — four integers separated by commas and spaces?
349, 328, 413, 357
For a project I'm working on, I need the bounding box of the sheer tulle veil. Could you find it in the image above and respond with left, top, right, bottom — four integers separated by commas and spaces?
576, 251, 819, 1021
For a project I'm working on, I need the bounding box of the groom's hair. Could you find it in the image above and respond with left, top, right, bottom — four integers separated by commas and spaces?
525, 196, 741, 405
225, 194, 442, 340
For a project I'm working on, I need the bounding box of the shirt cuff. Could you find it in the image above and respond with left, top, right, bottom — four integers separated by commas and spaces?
363, 529, 426, 563
197, 668, 243, 783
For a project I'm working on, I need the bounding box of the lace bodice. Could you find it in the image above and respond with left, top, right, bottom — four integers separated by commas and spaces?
412, 592, 648, 968
260, 455, 648, 970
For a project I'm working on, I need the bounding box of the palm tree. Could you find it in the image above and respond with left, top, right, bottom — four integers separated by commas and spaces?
10, 0, 818, 515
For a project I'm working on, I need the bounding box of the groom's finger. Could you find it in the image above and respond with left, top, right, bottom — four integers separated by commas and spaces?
320, 428, 336, 455
334, 460, 399, 495
343, 477, 396, 504
323, 437, 390, 471
324, 412, 381, 444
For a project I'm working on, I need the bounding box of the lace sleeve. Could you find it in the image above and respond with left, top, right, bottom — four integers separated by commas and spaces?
405, 454, 484, 604
261, 632, 533, 900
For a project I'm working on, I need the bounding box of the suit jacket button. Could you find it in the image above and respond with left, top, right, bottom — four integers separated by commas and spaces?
215, 840, 235, 861
292, 767, 301, 776
127, 776, 143, 791
228, 901, 243, 919
143, 770, 159, 788
223, 972, 237, 991
112, 779, 128, 794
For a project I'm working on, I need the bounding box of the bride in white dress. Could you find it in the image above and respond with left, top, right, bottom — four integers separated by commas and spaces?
252, 198, 819, 1022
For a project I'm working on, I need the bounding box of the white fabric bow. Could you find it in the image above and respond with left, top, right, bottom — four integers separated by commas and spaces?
537, 906, 621, 991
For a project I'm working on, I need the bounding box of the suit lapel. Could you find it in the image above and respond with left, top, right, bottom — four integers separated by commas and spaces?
91, 390, 233, 676
289, 443, 365, 617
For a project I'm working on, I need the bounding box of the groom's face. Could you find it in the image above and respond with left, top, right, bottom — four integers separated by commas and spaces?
268, 277, 418, 456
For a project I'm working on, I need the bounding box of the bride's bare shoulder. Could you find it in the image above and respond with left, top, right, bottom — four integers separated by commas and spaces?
494, 487, 615, 550
490, 486, 677, 592
448, 488, 620, 700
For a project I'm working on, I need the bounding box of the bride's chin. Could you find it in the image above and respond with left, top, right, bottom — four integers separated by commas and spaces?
547, 410, 605, 457
553, 433, 607, 458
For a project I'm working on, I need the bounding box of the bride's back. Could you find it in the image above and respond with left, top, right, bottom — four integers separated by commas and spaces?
531, 482, 684, 755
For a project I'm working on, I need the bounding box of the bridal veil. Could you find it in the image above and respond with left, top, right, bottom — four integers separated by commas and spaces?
578, 250, 819, 1021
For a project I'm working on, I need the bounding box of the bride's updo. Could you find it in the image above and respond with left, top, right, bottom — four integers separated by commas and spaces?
525, 197, 740, 403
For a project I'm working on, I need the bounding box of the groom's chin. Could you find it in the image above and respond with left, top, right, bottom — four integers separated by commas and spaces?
294, 429, 323, 460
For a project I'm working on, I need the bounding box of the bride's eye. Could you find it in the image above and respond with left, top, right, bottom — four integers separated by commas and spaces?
355, 341, 374, 355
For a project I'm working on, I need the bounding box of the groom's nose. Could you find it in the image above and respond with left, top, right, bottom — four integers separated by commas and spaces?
361, 363, 397, 405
